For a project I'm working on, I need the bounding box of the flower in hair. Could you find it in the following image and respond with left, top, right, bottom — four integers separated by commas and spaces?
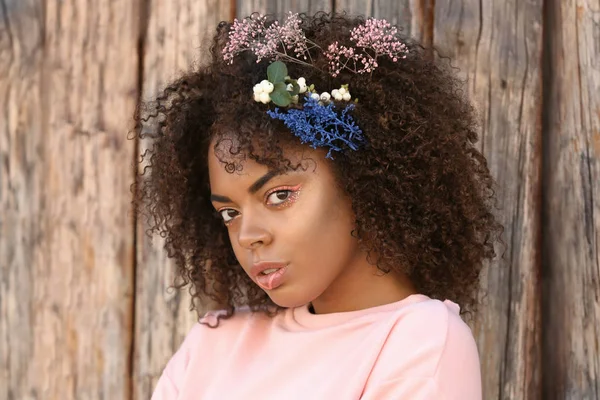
223, 12, 313, 65
221, 13, 410, 158
324, 19, 409, 77
266, 96, 364, 159
222, 13, 409, 77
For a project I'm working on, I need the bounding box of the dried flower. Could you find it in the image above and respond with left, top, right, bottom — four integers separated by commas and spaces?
223, 12, 317, 66
267, 96, 365, 159
323, 18, 408, 76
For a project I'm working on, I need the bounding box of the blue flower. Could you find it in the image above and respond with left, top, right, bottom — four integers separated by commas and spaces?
266, 96, 365, 159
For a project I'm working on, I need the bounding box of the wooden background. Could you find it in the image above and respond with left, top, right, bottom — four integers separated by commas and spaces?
1, 0, 598, 399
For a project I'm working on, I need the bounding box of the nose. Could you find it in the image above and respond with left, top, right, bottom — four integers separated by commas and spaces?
236, 210, 272, 249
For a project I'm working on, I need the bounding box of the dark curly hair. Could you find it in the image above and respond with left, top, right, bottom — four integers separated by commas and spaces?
133, 12, 504, 323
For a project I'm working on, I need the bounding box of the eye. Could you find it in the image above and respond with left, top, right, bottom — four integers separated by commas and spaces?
266, 190, 292, 206
219, 209, 239, 223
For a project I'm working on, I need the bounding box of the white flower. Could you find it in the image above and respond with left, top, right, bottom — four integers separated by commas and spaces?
310, 93, 320, 101
339, 87, 347, 95
259, 92, 271, 104
297, 77, 307, 93
320, 92, 331, 102
331, 89, 343, 101
287, 83, 294, 91
260, 80, 274, 94
253, 84, 263, 94
253, 93, 261, 102
342, 92, 351, 101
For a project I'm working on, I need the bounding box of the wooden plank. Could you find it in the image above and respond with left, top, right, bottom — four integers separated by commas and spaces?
236, 0, 331, 20
134, 1, 230, 399
543, 1, 600, 398
335, 0, 430, 43
1, 0, 139, 398
0, 1, 45, 398
434, 0, 543, 398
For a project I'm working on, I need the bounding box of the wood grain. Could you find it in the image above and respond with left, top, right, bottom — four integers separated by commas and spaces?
236, 0, 331, 19
0, 1, 45, 398
1, 0, 139, 399
1, 0, 599, 398
434, 0, 543, 398
543, 1, 600, 398
134, 1, 230, 399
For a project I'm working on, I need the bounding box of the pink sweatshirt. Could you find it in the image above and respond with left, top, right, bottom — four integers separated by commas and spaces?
151, 294, 481, 399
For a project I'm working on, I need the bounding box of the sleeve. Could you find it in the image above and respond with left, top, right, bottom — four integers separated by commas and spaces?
150, 324, 202, 400
150, 367, 179, 400
431, 311, 482, 399
360, 307, 482, 400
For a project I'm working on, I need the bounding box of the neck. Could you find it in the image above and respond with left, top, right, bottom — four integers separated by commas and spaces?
309, 262, 418, 315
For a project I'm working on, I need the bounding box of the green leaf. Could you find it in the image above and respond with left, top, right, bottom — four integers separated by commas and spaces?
267, 61, 288, 84
289, 81, 300, 96
270, 82, 292, 106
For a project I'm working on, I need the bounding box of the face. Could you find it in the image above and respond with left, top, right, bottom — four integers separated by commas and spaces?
208, 136, 368, 308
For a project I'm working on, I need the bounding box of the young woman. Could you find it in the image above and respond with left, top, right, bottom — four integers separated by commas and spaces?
136, 11, 503, 399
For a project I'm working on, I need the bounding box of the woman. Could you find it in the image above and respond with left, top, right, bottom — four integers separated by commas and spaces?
136, 11, 503, 399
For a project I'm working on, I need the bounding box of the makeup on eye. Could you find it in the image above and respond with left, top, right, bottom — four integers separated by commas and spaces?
216, 184, 303, 224
264, 184, 302, 207
219, 209, 239, 224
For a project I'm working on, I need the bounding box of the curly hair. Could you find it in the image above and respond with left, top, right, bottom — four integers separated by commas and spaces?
133, 12, 504, 324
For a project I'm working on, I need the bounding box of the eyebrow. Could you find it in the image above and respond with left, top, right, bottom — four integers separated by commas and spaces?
210, 170, 282, 203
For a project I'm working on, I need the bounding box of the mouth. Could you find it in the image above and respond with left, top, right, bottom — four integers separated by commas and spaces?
260, 268, 281, 275
251, 261, 288, 278
251, 261, 289, 290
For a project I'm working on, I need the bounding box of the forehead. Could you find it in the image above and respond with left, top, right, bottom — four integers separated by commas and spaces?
207, 135, 321, 187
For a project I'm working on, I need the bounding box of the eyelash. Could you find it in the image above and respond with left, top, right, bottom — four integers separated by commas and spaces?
217, 185, 302, 225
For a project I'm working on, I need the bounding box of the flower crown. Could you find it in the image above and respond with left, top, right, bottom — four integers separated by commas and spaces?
222, 12, 409, 159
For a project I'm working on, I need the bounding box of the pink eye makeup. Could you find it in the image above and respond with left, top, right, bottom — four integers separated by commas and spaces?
264, 184, 302, 209
216, 184, 303, 225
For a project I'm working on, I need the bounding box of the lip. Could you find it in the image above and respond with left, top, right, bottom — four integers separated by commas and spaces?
250, 261, 288, 278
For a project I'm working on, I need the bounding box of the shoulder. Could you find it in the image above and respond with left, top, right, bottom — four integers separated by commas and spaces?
369, 298, 479, 379
362, 298, 482, 399
160, 307, 264, 377
185, 306, 277, 344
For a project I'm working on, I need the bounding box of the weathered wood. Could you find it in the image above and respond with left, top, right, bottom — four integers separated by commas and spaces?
0, 1, 45, 399
434, 0, 543, 399
543, 1, 600, 398
236, 0, 331, 19
134, 1, 230, 399
1, 0, 139, 399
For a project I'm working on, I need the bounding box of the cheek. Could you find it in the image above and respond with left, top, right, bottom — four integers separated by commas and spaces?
285, 197, 357, 260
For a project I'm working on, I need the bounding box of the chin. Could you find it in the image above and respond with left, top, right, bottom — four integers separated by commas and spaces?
266, 285, 316, 309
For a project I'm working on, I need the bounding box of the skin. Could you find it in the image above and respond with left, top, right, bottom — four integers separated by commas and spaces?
208, 136, 417, 314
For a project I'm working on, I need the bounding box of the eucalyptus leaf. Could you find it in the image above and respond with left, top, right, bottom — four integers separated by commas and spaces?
290, 82, 300, 96
267, 61, 288, 84
270, 82, 292, 106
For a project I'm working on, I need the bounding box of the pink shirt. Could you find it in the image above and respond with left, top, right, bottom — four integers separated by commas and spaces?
151, 294, 481, 399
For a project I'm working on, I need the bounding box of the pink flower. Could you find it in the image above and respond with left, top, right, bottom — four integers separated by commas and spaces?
223, 14, 408, 77
323, 18, 409, 76
351, 18, 408, 61
222, 14, 269, 64
222, 12, 311, 64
